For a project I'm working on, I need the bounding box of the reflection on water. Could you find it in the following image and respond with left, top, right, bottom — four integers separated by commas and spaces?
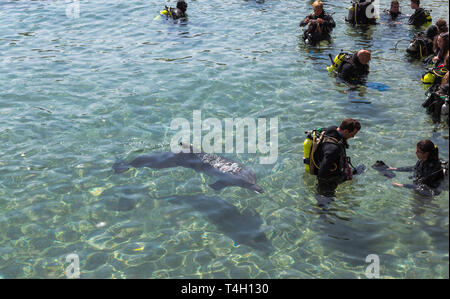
0, 0, 448, 278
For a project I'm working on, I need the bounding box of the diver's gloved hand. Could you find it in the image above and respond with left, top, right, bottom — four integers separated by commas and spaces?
352, 164, 366, 175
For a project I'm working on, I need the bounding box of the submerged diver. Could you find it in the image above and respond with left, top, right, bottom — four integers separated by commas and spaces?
408, 0, 432, 28
335, 50, 371, 84
160, 0, 188, 20
388, 140, 446, 196
304, 118, 362, 199
299, 1, 336, 45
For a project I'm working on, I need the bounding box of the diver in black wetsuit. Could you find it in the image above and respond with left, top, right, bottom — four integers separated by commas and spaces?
346, 0, 377, 25
384, 0, 402, 20
406, 25, 438, 59
299, 1, 336, 45
161, 0, 188, 20
337, 50, 371, 84
422, 84, 449, 124
389, 140, 446, 196
313, 119, 362, 199
408, 0, 432, 27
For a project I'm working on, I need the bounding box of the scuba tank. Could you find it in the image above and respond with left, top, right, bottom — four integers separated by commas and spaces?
346, 1, 357, 24
160, 6, 170, 15
441, 95, 449, 116
303, 128, 323, 173
327, 52, 351, 72
421, 67, 448, 85
424, 9, 432, 26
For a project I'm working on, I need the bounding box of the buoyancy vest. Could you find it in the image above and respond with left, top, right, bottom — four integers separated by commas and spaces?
303, 129, 348, 176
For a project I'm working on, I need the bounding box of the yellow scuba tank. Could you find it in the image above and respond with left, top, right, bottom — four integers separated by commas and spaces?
347, 4, 357, 24
424, 10, 432, 26
421, 72, 435, 84
327, 52, 349, 72
303, 128, 323, 173
421, 67, 448, 85
303, 133, 314, 173
160, 6, 173, 17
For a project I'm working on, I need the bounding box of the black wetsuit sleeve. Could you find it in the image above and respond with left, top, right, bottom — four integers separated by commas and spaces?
323, 14, 336, 29
395, 166, 415, 172
403, 183, 438, 196
300, 14, 312, 27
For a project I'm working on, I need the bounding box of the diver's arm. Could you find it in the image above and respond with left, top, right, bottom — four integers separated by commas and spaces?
324, 14, 336, 28
401, 183, 437, 196
391, 166, 415, 172
299, 15, 311, 27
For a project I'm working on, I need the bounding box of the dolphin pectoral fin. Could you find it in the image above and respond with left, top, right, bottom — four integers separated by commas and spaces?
113, 160, 131, 174
209, 180, 231, 191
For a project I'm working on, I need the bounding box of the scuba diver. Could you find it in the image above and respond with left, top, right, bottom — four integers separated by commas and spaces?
422, 51, 448, 93
435, 19, 449, 35
160, 0, 188, 20
388, 140, 447, 196
422, 84, 449, 125
431, 32, 449, 66
299, 1, 336, 46
346, 0, 378, 25
408, 0, 432, 28
303, 118, 362, 200
422, 53, 449, 125
406, 24, 438, 59
327, 50, 371, 85
383, 0, 402, 20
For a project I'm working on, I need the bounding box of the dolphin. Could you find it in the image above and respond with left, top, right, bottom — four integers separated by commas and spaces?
167, 195, 273, 254
113, 144, 264, 193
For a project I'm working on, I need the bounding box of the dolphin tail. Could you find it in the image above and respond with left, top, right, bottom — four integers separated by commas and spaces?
113, 158, 131, 174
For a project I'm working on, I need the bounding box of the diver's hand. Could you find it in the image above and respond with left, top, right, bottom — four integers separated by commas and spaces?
432, 56, 439, 62
392, 182, 404, 187
316, 18, 324, 24
304, 17, 310, 24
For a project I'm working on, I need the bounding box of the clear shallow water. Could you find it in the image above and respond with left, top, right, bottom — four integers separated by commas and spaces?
0, 0, 448, 278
